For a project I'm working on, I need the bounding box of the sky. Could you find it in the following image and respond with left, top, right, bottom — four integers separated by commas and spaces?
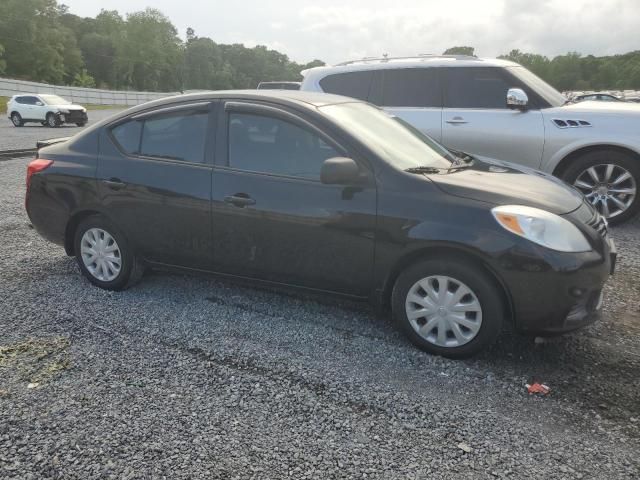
61, 0, 640, 64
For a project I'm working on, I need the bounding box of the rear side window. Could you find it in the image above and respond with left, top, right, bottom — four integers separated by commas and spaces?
16, 96, 38, 105
319, 71, 373, 101
112, 120, 143, 154
381, 68, 441, 107
228, 112, 339, 179
445, 67, 512, 109
110, 109, 209, 163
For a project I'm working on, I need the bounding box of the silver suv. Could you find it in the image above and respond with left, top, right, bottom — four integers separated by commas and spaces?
300, 55, 640, 224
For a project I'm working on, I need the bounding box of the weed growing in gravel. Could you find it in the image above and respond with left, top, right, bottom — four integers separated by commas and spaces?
0, 336, 71, 391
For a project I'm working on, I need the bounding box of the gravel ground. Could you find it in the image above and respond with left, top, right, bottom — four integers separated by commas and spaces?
0, 155, 638, 479
0, 109, 124, 151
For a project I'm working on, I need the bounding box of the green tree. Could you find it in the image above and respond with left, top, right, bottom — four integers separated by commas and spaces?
115, 8, 182, 91
0, 44, 6, 75
443, 46, 475, 56
72, 68, 96, 87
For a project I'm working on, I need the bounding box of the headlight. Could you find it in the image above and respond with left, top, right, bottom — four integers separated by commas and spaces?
492, 205, 591, 252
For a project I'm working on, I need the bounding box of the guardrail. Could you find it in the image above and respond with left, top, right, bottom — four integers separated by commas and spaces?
0, 77, 179, 106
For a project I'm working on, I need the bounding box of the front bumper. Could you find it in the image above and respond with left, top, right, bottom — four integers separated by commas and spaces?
496, 235, 615, 335
57, 110, 88, 124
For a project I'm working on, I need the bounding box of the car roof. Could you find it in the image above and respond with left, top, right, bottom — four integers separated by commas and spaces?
301, 56, 520, 78
68, 90, 363, 141
114, 90, 358, 117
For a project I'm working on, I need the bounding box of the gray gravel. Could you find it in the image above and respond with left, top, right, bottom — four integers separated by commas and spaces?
0, 155, 638, 479
1, 109, 124, 151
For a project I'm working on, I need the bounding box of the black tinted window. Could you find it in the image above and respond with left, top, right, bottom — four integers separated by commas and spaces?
319, 71, 373, 101
445, 67, 512, 109
228, 113, 339, 179
17, 96, 38, 105
110, 109, 209, 162
112, 120, 143, 154
381, 68, 441, 107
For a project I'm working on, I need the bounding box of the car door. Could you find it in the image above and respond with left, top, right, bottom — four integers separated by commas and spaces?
210, 101, 377, 296
32, 96, 48, 120
441, 67, 545, 169
20, 96, 39, 120
97, 101, 215, 269
374, 67, 443, 142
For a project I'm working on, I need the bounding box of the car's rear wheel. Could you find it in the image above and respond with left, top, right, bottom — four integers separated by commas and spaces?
74, 215, 144, 290
11, 112, 24, 127
392, 258, 504, 358
562, 149, 639, 224
46, 112, 60, 128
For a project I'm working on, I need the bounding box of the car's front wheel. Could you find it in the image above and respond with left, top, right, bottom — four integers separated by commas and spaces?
74, 215, 144, 290
11, 112, 24, 127
562, 149, 639, 225
392, 258, 504, 358
46, 112, 60, 128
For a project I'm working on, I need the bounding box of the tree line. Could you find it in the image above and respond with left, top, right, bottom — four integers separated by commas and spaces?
1, 2, 639, 93
0, 0, 323, 91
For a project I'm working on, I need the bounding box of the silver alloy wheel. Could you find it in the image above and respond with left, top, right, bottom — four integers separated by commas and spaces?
405, 275, 483, 348
47, 114, 57, 127
80, 228, 122, 282
11, 114, 20, 126
573, 163, 637, 219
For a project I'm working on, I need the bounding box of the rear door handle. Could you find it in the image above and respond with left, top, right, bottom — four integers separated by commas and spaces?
103, 178, 126, 190
224, 194, 256, 207
446, 117, 468, 125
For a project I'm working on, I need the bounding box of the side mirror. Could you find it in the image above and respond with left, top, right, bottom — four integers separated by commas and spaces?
35, 101, 44, 106
507, 88, 528, 110
320, 157, 361, 185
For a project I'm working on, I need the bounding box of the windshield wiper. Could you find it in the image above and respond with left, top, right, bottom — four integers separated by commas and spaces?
404, 166, 444, 174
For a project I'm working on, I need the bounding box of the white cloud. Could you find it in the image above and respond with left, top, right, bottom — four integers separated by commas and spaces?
62, 0, 640, 64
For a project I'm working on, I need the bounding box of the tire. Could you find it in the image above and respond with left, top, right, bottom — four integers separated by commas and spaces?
73, 215, 144, 291
10, 112, 24, 127
391, 258, 504, 359
46, 112, 60, 128
561, 149, 640, 225
76, 122, 86, 127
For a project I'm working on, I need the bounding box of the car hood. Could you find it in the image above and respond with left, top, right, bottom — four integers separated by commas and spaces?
49, 104, 85, 111
427, 159, 584, 215
552, 100, 640, 116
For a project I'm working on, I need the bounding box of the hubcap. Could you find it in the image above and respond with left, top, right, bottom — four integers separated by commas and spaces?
405, 276, 482, 348
573, 163, 637, 219
48, 116, 56, 127
12, 114, 20, 125
80, 228, 122, 282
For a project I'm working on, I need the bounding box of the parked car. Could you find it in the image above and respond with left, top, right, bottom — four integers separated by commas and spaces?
572, 93, 622, 103
257, 81, 301, 90
300, 55, 640, 224
7, 94, 88, 128
26, 91, 615, 358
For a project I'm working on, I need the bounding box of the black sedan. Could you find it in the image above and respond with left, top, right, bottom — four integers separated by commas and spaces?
25, 91, 616, 358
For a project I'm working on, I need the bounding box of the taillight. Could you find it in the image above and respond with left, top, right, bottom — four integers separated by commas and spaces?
26, 159, 53, 206
26, 158, 53, 187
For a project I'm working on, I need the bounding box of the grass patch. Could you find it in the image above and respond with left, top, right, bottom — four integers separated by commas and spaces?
0, 96, 7, 114
0, 337, 71, 390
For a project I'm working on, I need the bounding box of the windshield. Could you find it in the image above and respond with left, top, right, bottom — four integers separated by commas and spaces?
320, 102, 454, 170
507, 66, 566, 108
40, 95, 72, 105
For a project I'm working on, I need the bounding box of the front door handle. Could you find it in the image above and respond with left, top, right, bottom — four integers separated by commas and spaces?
224, 194, 256, 207
103, 178, 126, 190
446, 117, 468, 125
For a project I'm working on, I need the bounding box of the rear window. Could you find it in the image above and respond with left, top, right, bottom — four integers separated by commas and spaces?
381, 68, 441, 107
319, 71, 373, 101
110, 108, 209, 163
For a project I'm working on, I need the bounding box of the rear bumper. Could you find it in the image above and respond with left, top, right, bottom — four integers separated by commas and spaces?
496, 236, 615, 335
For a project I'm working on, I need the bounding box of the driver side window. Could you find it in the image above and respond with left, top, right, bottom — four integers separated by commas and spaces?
227, 112, 339, 180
